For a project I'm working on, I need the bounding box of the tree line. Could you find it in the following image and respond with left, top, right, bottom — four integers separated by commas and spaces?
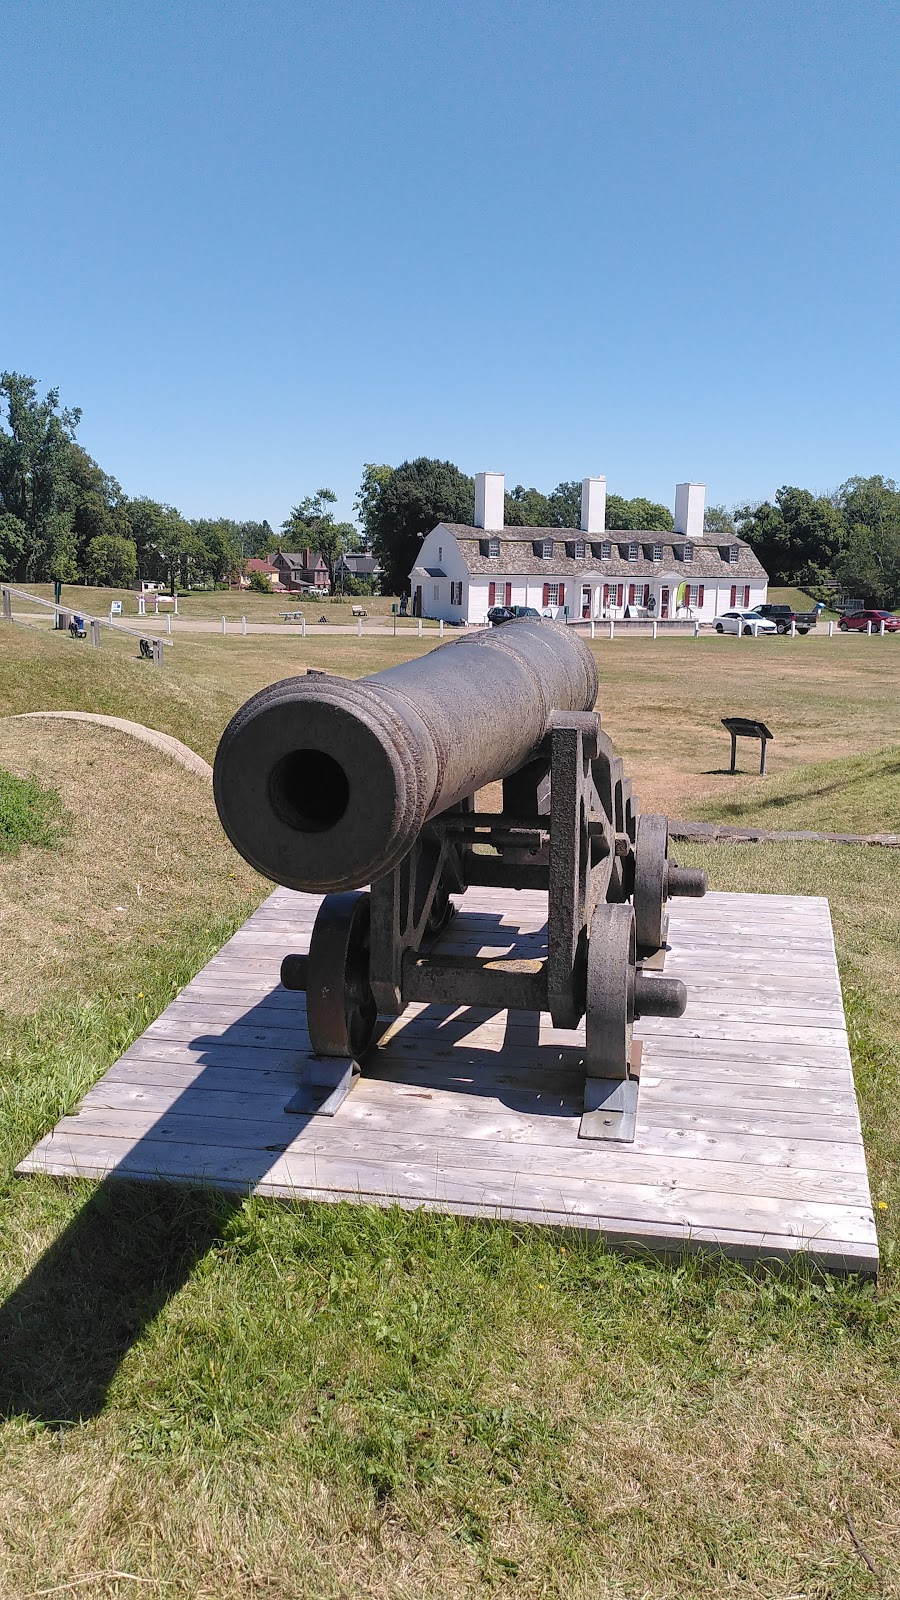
3, 372, 898, 606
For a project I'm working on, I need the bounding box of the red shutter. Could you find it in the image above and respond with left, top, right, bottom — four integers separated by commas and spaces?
730, 585, 737, 607
628, 583, 635, 605
543, 583, 550, 607
743, 585, 750, 606
698, 585, 705, 608
617, 584, 624, 607
488, 582, 496, 606
602, 584, 609, 607
558, 583, 565, 607
505, 582, 512, 606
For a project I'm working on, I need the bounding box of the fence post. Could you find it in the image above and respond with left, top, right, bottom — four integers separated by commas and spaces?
167, 613, 172, 635
90, 619, 101, 649
828, 620, 834, 637
418, 617, 423, 638
153, 638, 164, 666
173, 596, 179, 615
301, 617, 306, 639
590, 619, 595, 640
693, 619, 700, 637
609, 620, 614, 639
880, 619, 886, 636
221, 615, 226, 634
867, 620, 872, 635
790, 619, 796, 637
242, 615, 247, 636
439, 619, 444, 638
1, 587, 10, 622
138, 595, 146, 616
357, 617, 362, 637
651, 620, 657, 639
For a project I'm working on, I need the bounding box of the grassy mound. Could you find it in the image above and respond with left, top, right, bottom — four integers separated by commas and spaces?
694, 746, 900, 834
0, 767, 68, 856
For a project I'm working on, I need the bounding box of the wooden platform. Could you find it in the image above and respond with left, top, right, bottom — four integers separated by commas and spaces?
18, 889, 879, 1274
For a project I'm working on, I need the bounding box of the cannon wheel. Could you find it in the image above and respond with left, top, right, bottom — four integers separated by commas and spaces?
633, 813, 669, 951
306, 891, 378, 1061
585, 902, 635, 1079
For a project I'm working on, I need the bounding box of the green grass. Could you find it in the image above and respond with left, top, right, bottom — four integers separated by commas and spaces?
692, 746, 900, 834
1, 623, 900, 1595
0, 766, 68, 856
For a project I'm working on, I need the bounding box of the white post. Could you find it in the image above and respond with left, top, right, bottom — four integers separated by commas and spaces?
138, 595, 145, 616
880, 619, 886, 637
242, 615, 247, 637
693, 619, 700, 637
790, 619, 796, 637
173, 596, 179, 615
867, 620, 872, 635
651, 620, 657, 639
439, 619, 444, 638
829, 620, 834, 637
221, 615, 226, 634
609, 620, 614, 640
590, 620, 595, 640
301, 616, 306, 638
167, 613, 172, 635
90, 619, 101, 648
357, 616, 362, 637
418, 617, 423, 638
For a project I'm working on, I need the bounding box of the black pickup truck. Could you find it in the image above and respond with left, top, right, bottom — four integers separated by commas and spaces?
751, 603, 819, 635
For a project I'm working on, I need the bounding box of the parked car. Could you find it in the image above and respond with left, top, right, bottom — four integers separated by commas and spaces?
714, 608, 778, 636
487, 605, 541, 625
751, 602, 818, 634
838, 609, 900, 633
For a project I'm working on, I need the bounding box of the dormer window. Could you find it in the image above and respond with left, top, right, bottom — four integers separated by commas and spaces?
574, 539, 585, 558
541, 539, 553, 559
652, 543, 663, 561
488, 537, 500, 557
601, 540, 611, 560
627, 541, 638, 561
728, 544, 739, 564
683, 541, 694, 561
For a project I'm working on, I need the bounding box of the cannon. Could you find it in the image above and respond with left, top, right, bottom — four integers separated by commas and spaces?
214, 621, 706, 1140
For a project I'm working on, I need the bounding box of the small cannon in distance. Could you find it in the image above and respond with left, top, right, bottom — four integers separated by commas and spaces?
214, 621, 707, 1140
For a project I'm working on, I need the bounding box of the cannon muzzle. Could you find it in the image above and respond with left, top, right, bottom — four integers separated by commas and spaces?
214, 620, 598, 893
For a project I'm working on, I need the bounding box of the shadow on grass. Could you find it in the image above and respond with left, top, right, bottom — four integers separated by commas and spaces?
0, 1180, 240, 1425
700, 758, 900, 820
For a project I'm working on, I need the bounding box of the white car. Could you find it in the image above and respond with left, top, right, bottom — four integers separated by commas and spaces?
713, 607, 778, 637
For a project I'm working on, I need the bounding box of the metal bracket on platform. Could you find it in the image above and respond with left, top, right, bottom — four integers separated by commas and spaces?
579, 1041, 643, 1142
284, 1059, 359, 1117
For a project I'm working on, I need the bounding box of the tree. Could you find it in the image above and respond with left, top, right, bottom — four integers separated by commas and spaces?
0, 512, 26, 580
605, 494, 673, 531
358, 458, 474, 593
248, 568, 274, 593
735, 487, 844, 584
85, 533, 138, 587
704, 504, 736, 535
125, 498, 194, 593
280, 489, 360, 592
67, 444, 130, 572
504, 485, 554, 526
0, 372, 81, 581
354, 465, 394, 547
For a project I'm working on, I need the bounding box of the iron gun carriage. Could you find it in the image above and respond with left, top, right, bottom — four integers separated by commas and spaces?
214, 621, 706, 1139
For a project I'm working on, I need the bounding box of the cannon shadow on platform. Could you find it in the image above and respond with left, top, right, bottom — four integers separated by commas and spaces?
1, 912, 593, 1423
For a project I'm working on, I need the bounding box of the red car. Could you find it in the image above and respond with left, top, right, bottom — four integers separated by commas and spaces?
839, 609, 900, 633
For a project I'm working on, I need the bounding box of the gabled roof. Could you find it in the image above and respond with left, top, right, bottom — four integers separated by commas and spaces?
432, 523, 767, 582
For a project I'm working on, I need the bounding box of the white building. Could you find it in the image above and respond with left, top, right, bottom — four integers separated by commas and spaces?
409, 473, 768, 625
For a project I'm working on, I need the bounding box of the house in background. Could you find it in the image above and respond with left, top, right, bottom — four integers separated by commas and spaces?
271, 548, 331, 592
233, 557, 282, 591
334, 550, 382, 587
409, 474, 768, 625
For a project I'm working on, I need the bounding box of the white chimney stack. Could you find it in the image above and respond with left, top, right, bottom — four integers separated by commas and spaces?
580, 476, 607, 534
674, 482, 705, 540
474, 471, 505, 530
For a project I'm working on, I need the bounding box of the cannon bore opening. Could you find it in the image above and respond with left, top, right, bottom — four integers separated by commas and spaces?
268, 749, 350, 833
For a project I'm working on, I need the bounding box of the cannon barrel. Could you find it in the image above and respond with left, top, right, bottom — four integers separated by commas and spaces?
214, 620, 598, 893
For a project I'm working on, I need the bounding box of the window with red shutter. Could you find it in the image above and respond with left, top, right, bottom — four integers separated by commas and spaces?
730, 585, 737, 607
543, 583, 550, 607
558, 583, 565, 607
505, 582, 512, 606
488, 582, 496, 606
628, 583, 635, 606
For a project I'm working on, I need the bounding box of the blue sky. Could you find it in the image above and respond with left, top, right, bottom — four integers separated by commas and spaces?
2, 0, 898, 527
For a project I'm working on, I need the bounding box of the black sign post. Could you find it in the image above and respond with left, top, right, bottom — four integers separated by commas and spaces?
721, 717, 774, 776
